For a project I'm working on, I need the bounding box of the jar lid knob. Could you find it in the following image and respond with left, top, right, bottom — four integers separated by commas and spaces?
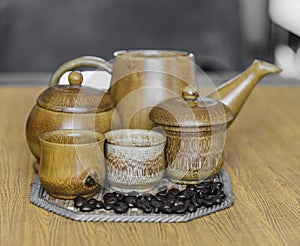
68, 71, 83, 86
182, 86, 199, 101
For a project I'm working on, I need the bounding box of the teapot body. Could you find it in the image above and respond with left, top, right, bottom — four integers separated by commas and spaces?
26, 104, 115, 161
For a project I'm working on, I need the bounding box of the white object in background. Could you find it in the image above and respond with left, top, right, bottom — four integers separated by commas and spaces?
269, 0, 300, 36
59, 71, 111, 90
274, 44, 300, 79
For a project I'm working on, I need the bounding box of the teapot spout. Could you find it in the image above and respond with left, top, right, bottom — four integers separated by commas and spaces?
206, 59, 282, 126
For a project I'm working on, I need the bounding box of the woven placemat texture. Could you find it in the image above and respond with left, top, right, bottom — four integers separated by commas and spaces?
30, 169, 234, 223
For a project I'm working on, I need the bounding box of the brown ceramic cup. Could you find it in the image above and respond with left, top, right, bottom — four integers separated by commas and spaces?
104, 129, 166, 193
39, 130, 106, 199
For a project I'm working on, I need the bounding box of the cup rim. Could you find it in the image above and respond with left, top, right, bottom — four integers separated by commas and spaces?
39, 129, 105, 146
113, 49, 194, 59
105, 129, 166, 147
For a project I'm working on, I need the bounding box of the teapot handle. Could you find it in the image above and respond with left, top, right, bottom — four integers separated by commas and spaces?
48, 56, 112, 86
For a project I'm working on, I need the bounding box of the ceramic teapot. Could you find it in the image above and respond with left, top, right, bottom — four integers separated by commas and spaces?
26, 57, 119, 171
149, 59, 282, 183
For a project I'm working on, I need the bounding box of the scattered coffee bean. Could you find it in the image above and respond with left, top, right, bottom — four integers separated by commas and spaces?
157, 189, 168, 197
215, 182, 223, 189
216, 191, 226, 200
168, 188, 180, 196
73, 180, 226, 215
160, 205, 173, 214
125, 191, 139, 197
113, 202, 129, 214
80, 203, 95, 212
104, 204, 114, 210
173, 205, 187, 214
95, 200, 104, 209
173, 200, 185, 208
87, 198, 97, 205
202, 199, 214, 207
186, 184, 196, 191
143, 193, 154, 202
141, 205, 152, 213
103, 194, 116, 206
188, 203, 197, 213
74, 196, 86, 208
125, 196, 136, 208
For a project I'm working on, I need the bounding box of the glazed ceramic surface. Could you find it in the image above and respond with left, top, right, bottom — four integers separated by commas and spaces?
150, 88, 233, 184
26, 69, 117, 167
104, 129, 166, 193
39, 130, 105, 199
109, 50, 197, 129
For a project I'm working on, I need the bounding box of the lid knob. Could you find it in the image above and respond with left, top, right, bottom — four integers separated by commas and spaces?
182, 86, 199, 101
68, 71, 83, 86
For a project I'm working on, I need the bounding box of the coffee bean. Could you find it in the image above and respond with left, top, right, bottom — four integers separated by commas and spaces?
143, 193, 154, 202
186, 184, 196, 191
216, 191, 226, 200
80, 203, 95, 212
168, 188, 180, 196
113, 202, 129, 214
205, 195, 215, 200
136, 198, 149, 209
105, 204, 114, 210
125, 191, 139, 197
103, 193, 115, 201
103, 193, 118, 206
114, 193, 125, 201
191, 197, 203, 208
213, 197, 223, 205
167, 195, 176, 204
74, 196, 87, 208
202, 200, 214, 207
188, 203, 197, 213
173, 200, 185, 208
87, 198, 97, 205
95, 200, 104, 209
173, 205, 187, 214
150, 199, 162, 209
178, 190, 195, 200
160, 205, 173, 214
125, 196, 137, 208
154, 195, 164, 202
215, 182, 223, 189
157, 189, 168, 197
141, 205, 152, 213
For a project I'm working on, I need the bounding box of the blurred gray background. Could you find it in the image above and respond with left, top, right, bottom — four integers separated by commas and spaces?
0, 0, 290, 73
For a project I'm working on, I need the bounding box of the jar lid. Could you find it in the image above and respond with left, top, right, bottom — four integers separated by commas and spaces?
37, 71, 114, 113
149, 86, 233, 127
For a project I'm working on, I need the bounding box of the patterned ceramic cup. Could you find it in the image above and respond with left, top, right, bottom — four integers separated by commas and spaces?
104, 129, 166, 193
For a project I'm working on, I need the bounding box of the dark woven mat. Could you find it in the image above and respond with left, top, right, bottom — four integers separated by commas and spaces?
30, 169, 234, 223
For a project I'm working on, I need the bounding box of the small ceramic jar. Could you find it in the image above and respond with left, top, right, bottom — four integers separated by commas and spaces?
104, 129, 166, 193
149, 87, 233, 184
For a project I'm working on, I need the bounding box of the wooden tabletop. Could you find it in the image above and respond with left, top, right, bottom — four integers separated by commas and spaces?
0, 83, 299, 245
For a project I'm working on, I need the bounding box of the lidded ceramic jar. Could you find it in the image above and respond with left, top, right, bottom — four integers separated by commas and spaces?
149, 87, 233, 184
26, 71, 117, 170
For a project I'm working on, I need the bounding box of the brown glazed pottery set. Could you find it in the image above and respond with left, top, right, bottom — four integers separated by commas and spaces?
25, 50, 281, 199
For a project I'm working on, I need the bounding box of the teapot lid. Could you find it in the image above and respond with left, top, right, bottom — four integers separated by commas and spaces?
37, 71, 114, 113
149, 86, 233, 128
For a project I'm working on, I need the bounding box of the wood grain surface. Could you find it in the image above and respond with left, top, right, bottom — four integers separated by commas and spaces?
0, 85, 299, 246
